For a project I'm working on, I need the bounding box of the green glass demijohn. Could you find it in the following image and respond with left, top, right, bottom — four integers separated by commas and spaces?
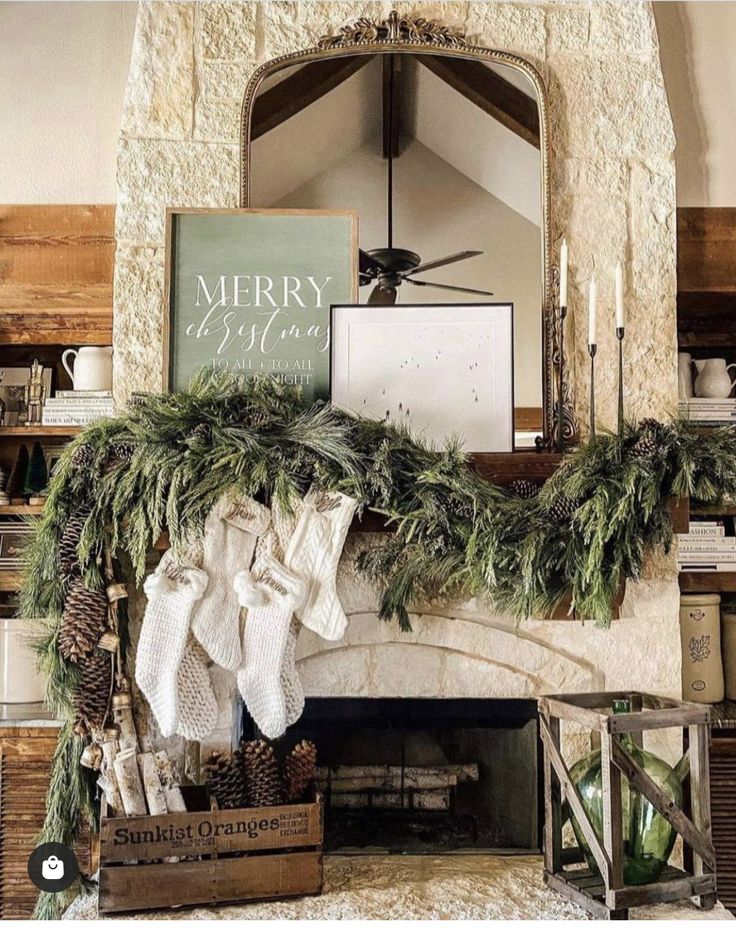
568, 699, 685, 885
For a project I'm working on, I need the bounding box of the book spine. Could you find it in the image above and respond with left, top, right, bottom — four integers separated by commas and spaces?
54, 390, 113, 398
41, 413, 112, 426
678, 536, 735, 545
687, 526, 725, 537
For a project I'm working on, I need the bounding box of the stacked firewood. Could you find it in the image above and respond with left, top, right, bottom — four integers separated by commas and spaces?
316, 763, 479, 811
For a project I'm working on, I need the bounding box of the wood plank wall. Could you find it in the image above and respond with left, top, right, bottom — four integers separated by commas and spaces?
0, 205, 115, 346
677, 207, 736, 347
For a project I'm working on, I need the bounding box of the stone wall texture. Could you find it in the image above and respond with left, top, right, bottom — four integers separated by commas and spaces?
115, 0, 681, 754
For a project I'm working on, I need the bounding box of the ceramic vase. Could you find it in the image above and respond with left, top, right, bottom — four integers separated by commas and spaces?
680, 594, 725, 703
722, 611, 736, 701
693, 358, 736, 399
678, 352, 693, 400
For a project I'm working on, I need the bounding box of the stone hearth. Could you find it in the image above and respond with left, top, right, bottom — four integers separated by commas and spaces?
65, 855, 732, 920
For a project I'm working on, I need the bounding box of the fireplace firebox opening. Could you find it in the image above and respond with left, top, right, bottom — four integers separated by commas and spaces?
242, 697, 542, 855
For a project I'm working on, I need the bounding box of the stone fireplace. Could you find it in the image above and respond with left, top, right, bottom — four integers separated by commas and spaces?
115, 2, 681, 766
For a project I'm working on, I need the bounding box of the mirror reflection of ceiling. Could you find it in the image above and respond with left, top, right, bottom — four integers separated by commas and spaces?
249, 53, 543, 414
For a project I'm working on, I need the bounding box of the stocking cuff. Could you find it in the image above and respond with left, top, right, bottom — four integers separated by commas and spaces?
146, 553, 208, 600
220, 495, 271, 536
251, 553, 306, 610
304, 488, 358, 527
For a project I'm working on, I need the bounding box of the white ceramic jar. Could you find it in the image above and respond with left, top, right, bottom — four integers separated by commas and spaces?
680, 594, 724, 703
0, 619, 46, 703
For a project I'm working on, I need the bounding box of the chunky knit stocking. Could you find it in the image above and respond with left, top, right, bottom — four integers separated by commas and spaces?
176, 636, 218, 741
235, 551, 306, 739
191, 494, 270, 671
136, 552, 208, 737
285, 488, 357, 640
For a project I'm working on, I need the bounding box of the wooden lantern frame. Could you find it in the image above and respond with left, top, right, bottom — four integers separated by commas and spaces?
538, 691, 717, 920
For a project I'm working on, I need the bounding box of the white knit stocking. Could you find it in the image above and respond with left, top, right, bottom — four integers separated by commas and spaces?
191, 494, 270, 671
235, 551, 306, 739
281, 619, 305, 726
176, 636, 218, 741
285, 488, 357, 640
136, 552, 208, 738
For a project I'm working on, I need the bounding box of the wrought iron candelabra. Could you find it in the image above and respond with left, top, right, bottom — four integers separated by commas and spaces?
588, 343, 597, 438
617, 326, 625, 442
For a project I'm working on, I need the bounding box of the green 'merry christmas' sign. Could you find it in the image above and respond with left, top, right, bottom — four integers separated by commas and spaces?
165, 209, 357, 402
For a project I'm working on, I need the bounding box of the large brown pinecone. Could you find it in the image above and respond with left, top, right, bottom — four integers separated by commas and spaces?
203, 749, 247, 809
283, 740, 317, 803
58, 578, 108, 662
58, 509, 91, 577
71, 443, 94, 472
73, 649, 113, 735
242, 740, 281, 807
546, 494, 580, 524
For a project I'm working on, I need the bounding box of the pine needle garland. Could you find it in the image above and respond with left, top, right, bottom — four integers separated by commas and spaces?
20, 371, 736, 917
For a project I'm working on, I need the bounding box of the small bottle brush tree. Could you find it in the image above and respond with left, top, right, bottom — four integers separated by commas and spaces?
6, 443, 29, 500
23, 440, 48, 495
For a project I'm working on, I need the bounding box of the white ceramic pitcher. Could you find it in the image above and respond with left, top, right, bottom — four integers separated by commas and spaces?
62, 346, 113, 392
693, 358, 736, 399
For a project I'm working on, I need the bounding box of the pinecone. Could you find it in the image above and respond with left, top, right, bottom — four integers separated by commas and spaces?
203, 748, 247, 809
509, 479, 541, 500
631, 434, 658, 459
104, 440, 135, 472
547, 494, 580, 523
73, 649, 113, 734
283, 740, 317, 803
187, 422, 212, 449
58, 508, 91, 577
242, 739, 282, 807
71, 443, 94, 472
58, 577, 108, 662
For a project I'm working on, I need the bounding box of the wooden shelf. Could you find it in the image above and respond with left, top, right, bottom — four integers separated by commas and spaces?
679, 572, 736, 593
691, 502, 736, 516
0, 425, 81, 437
0, 504, 44, 516
0, 570, 23, 592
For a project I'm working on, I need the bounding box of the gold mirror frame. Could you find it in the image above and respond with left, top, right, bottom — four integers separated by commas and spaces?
239, 11, 560, 448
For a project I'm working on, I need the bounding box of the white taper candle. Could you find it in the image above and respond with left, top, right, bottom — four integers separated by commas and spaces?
588, 277, 597, 346
615, 263, 624, 330
559, 239, 568, 307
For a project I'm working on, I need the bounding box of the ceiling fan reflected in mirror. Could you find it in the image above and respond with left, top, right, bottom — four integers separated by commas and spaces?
360, 54, 494, 307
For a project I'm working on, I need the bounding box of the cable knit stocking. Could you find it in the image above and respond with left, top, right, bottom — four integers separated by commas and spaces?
136, 552, 208, 738
176, 636, 218, 741
285, 488, 357, 640
191, 494, 270, 671
235, 551, 306, 739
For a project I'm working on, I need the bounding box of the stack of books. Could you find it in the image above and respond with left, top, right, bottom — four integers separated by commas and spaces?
678, 398, 736, 424
678, 521, 736, 572
41, 390, 115, 426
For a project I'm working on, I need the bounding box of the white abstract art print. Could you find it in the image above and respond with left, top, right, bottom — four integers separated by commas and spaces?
330, 304, 514, 452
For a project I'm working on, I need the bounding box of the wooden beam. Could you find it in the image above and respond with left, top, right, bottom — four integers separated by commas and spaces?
417, 55, 540, 149
0, 205, 114, 346
251, 55, 373, 141
382, 54, 401, 158
677, 207, 736, 293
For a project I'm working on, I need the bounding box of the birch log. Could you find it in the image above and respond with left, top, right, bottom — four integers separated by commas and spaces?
316, 764, 478, 784
137, 752, 168, 815
99, 732, 124, 816
154, 751, 187, 812
113, 748, 147, 817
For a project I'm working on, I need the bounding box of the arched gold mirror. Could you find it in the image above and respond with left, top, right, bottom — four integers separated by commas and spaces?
240, 12, 556, 449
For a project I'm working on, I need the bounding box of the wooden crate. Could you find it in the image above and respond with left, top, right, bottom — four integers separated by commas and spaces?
98, 786, 323, 914
538, 691, 717, 920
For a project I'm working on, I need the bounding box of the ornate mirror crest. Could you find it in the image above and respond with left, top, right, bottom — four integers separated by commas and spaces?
239, 11, 571, 450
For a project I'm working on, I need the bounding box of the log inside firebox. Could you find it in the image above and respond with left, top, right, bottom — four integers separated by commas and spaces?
316, 763, 478, 791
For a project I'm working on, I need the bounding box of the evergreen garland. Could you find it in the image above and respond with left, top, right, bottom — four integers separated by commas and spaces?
20, 371, 736, 918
